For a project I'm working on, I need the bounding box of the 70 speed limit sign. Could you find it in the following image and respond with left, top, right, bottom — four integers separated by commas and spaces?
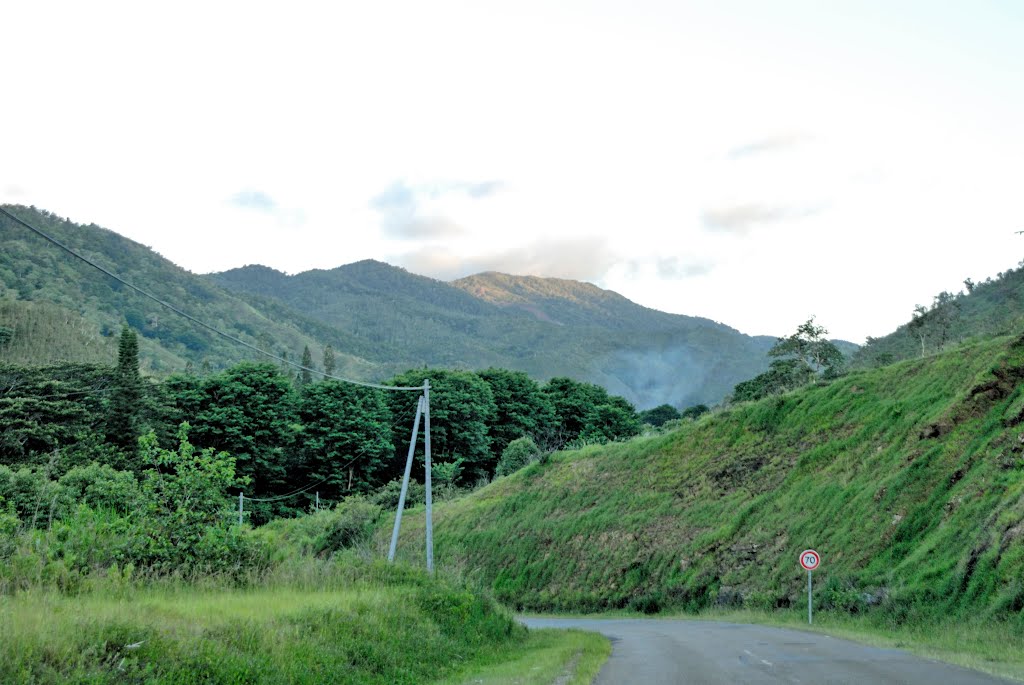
800, 549, 820, 624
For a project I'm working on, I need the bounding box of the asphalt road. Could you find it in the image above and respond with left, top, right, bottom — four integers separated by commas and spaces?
520, 617, 1017, 685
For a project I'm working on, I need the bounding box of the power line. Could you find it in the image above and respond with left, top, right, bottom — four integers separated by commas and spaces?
0, 206, 423, 392
241, 475, 332, 503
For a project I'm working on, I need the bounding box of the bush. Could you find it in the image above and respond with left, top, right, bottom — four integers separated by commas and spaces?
58, 463, 139, 515
495, 437, 541, 477
369, 479, 425, 510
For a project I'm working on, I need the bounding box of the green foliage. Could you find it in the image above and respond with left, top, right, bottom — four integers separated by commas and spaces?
640, 403, 681, 427
106, 325, 143, 452
297, 381, 393, 501
477, 367, 556, 458
856, 262, 1024, 367
418, 332, 1024, 625
386, 368, 497, 481
136, 424, 258, 572
680, 404, 710, 420
495, 437, 541, 477
732, 317, 845, 402
174, 362, 297, 504
0, 362, 114, 469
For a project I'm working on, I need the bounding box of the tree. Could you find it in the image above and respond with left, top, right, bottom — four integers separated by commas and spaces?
769, 317, 843, 378
680, 404, 710, 421
183, 362, 298, 501
542, 377, 640, 447
297, 381, 393, 501
477, 368, 556, 460
542, 377, 609, 446
106, 325, 143, 452
579, 401, 642, 444
731, 359, 807, 402
322, 344, 336, 378
639, 404, 681, 427
385, 369, 497, 482
299, 345, 314, 386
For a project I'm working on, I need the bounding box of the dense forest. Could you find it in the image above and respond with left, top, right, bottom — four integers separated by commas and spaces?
0, 325, 649, 526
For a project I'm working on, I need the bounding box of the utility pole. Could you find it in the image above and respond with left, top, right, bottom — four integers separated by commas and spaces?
388, 396, 424, 562
424, 379, 433, 574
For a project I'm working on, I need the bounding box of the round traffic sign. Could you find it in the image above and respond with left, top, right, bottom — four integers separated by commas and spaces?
800, 549, 820, 571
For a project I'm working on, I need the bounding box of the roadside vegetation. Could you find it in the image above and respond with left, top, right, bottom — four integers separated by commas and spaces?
393, 332, 1024, 638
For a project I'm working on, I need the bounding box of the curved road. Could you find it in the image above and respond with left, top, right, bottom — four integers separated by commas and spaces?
520, 617, 1017, 685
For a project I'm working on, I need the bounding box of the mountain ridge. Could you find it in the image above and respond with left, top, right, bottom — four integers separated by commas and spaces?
3, 204, 777, 407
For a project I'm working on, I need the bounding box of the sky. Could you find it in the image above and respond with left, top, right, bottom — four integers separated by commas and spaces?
3, 0, 1023, 343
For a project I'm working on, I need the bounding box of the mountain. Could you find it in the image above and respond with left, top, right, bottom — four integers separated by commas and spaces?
391, 329, 1024, 621
0, 206, 378, 378
209, 262, 779, 408
2, 204, 777, 407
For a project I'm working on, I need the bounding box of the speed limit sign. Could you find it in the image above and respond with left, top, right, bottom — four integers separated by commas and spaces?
800, 549, 820, 624
800, 549, 820, 571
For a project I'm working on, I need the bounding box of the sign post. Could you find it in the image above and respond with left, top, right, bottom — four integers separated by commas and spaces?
799, 549, 820, 625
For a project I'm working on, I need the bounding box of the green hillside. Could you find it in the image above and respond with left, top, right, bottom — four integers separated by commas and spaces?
2, 204, 777, 407
0, 205, 386, 378
855, 262, 1024, 368
392, 330, 1024, 624
211, 263, 779, 409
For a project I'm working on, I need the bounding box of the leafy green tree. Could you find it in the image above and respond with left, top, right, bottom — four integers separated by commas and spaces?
297, 381, 393, 501
477, 368, 556, 459
542, 377, 609, 445
137, 424, 259, 571
579, 400, 642, 444
680, 403, 710, 420
106, 325, 143, 452
542, 377, 640, 447
769, 317, 844, 379
0, 362, 113, 469
181, 363, 298, 500
639, 404, 680, 427
385, 369, 497, 482
732, 359, 807, 402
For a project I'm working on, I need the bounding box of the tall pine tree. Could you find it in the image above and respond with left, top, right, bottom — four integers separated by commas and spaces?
300, 345, 314, 386
322, 344, 336, 378
107, 325, 143, 453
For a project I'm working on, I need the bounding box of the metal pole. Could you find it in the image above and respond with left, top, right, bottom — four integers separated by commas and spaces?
424, 379, 433, 574
388, 396, 424, 562
808, 570, 813, 625
238, 492, 243, 526
315, 491, 319, 511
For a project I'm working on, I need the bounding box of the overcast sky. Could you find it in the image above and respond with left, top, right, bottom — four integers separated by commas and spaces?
3, 1, 1023, 343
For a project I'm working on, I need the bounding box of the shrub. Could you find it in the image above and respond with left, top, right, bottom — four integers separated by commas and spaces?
495, 437, 541, 477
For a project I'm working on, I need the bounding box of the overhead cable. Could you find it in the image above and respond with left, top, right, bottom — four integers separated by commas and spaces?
0, 206, 422, 391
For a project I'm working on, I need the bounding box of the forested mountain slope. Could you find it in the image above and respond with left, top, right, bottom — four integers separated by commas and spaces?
2, 203, 778, 407
397, 330, 1024, 623
211, 263, 779, 408
0, 206, 376, 378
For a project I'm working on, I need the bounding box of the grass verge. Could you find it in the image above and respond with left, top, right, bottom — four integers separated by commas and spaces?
440, 629, 609, 685
0, 559, 556, 685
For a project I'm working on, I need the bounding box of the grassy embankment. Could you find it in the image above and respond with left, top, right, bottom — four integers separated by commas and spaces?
388, 332, 1024, 674
1, 520, 607, 684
